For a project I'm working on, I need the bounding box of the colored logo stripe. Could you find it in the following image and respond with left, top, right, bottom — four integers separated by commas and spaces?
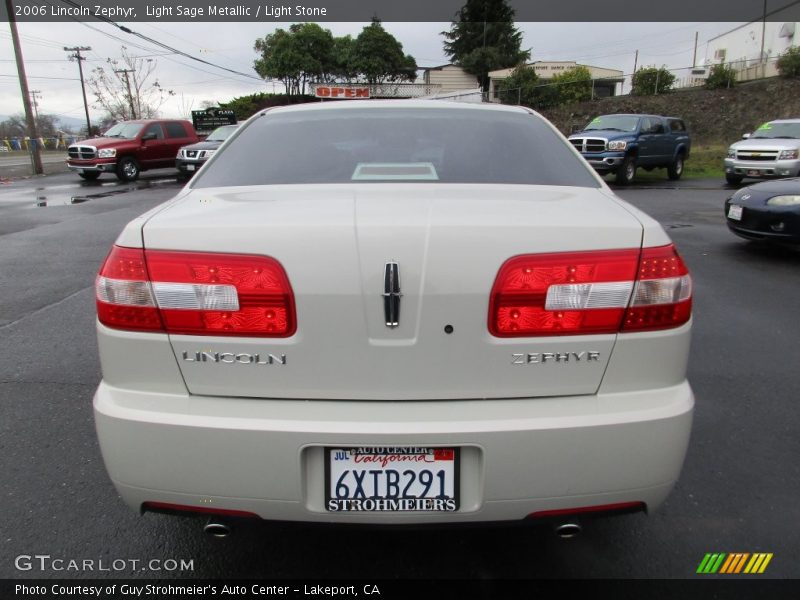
697, 553, 773, 574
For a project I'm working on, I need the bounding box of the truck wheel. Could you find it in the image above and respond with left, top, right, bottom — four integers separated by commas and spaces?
116, 157, 140, 182
725, 174, 743, 185
615, 155, 636, 185
78, 171, 100, 181
667, 153, 684, 180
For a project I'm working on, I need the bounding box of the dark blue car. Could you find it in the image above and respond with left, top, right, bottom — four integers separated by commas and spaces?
568, 114, 691, 185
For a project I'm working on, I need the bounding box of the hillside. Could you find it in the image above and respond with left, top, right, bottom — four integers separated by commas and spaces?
540, 77, 800, 144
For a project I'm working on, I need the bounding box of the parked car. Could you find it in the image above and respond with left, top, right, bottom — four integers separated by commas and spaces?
724, 119, 800, 185
67, 119, 200, 182
93, 101, 694, 531
725, 178, 800, 244
176, 124, 239, 177
569, 114, 691, 185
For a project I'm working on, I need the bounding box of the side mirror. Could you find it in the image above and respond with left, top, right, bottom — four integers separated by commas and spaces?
742, 133, 751, 139
141, 132, 157, 142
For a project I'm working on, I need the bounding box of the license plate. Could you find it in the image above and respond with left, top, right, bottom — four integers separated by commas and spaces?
77, 169, 84, 174
747, 169, 760, 176
728, 204, 743, 221
325, 447, 459, 512
186, 164, 195, 171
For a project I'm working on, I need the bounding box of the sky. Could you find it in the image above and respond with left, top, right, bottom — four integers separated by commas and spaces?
0, 20, 741, 124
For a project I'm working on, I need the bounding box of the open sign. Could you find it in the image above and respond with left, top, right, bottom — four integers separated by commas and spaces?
315, 86, 370, 99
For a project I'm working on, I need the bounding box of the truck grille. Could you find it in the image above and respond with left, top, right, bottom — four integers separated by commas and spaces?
181, 149, 208, 159
570, 138, 607, 153
736, 150, 779, 162
68, 145, 96, 160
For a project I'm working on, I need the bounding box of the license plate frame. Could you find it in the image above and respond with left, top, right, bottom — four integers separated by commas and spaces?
747, 169, 760, 177
728, 204, 743, 221
324, 447, 460, 513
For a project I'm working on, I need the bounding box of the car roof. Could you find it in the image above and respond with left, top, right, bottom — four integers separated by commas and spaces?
597, 113, 682, 120
257, 100, 533, 117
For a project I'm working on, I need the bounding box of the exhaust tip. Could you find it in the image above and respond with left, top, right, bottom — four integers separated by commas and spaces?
554, 522, 582, 539
204, 520, 231, 538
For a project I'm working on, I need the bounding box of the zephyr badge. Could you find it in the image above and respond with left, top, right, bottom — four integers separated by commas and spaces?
383, 262, 402, 328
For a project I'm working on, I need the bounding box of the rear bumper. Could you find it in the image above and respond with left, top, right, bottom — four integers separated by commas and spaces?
94, 380, 694, 524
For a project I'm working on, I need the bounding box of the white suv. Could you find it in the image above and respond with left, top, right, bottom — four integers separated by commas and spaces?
725, 119, 800, 184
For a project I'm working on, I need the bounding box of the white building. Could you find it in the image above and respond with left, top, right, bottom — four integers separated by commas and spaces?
422, 64, 480, 94
705, 21, 797, 79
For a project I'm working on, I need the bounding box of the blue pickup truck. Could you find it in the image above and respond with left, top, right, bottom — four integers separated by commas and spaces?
568, 114, 691, 185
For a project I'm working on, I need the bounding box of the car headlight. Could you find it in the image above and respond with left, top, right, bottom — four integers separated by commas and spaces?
607, 140, 627, 151
766, 195, 800, 206
727, 147, 736, 158
97, 148, 116, 158
778, 149, 799, 160
204, 149, 216, 158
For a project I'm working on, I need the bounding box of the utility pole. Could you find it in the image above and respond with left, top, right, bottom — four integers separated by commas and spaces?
30, 89, 41, 121
627, 49, 639, 95
692, 31, 699, 68
64, 46, 92, 137
760, 0, 767, 64
114, 69, 136, 119
5, 0, 43, 175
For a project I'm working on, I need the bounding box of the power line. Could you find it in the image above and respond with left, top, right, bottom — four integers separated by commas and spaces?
58, 0, 264, 82
0, 73, 79, 80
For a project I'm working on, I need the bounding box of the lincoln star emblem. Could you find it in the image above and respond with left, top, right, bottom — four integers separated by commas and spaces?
383, 262, 402, 328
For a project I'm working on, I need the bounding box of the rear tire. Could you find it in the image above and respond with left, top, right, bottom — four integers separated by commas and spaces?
615, 155, 636, 185
116, 157, 140, 182
78, 171, 100, 181
667, 153, 684, 180
725, 174, 743, 185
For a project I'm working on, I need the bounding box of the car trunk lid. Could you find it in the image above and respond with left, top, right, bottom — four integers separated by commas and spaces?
142, 184, 644, 400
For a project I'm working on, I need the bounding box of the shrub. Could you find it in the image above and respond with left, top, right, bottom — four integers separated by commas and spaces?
705, 63, 737, 89
777, 46, 800, 78
631, 66, 675, 95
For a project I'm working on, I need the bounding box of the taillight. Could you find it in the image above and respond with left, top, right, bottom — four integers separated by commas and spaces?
622, 244, 692, 332
489, 245, 691, 336
96, 246, 296, 337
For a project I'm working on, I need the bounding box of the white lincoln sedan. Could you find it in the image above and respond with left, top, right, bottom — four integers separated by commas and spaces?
93, 101, 693, 534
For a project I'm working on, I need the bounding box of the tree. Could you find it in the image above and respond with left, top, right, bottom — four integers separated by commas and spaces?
351, 18, 417, 84
332, 35, 359, 83
254, 23, 336, 96
631, 66, 675, 95
777, 46, 800, 78
442, 0, 530, 91
0, 113, 58, 138
550, 66, 593, 105
87, 47, 174, 121
705, 63, 736, 89
495, 65, 539, 105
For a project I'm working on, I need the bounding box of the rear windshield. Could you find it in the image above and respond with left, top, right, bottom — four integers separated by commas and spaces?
192, 107, 600, 188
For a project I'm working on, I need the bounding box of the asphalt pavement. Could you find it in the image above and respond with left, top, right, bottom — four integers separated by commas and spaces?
0, 172, 798, 584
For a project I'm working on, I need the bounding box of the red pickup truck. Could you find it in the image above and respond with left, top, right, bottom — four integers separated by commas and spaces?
67, 119, 199, 182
